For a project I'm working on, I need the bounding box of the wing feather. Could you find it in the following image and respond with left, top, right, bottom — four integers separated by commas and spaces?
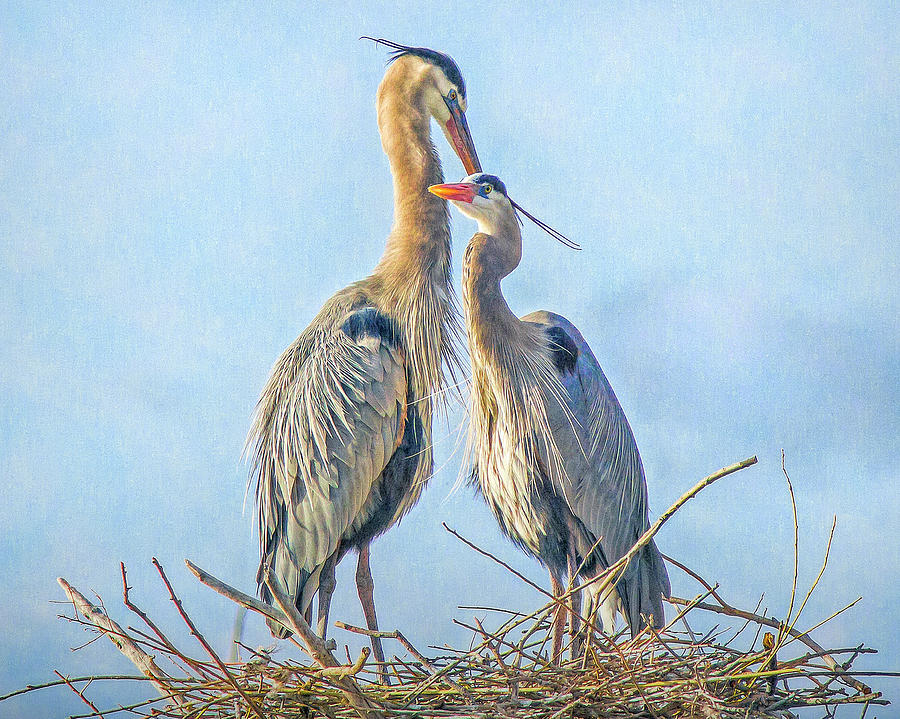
249, 306, 407, 603
523, 310, 670, 630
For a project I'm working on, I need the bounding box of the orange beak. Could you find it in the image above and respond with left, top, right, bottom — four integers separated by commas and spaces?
428, 182, 478, 203
444, 103, 482, 175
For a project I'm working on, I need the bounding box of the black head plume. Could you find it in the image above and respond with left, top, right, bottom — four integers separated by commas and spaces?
510, 199, 581, 251
360, 37, 466, 99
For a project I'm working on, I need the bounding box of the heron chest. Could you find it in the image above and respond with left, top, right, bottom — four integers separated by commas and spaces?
473, 397, 554, 555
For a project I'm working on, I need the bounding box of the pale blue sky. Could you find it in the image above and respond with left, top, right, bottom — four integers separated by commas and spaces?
1, 3, 897, 716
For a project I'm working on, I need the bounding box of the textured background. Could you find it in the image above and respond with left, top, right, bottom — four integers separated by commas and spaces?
1, 2, 897, 716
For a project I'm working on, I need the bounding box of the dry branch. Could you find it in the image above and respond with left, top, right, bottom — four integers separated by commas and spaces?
56, 577, 183, 706
185, 558, 291, 632
574, 456, 759, 606
187, 558, 382, 718
265, 570, 384, 719
153, 557, 267, 719
336, 621, 473, 703
53, 670, 103, 716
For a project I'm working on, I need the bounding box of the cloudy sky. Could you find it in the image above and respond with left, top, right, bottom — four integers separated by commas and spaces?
1, 2, 897, 715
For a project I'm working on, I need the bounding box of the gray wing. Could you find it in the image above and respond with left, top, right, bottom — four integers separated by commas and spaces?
249, 307, 407, 618
523, 310, 670, 632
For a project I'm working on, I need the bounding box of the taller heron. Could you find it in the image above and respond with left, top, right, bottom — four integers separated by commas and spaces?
247, 41, 481, 670
430, 174, 670, 658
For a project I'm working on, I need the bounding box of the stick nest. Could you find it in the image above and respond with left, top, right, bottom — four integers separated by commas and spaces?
45, 552, 886, 719
13, 457, 891, 718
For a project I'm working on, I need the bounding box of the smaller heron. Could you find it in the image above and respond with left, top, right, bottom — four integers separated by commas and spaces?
430, 174, 670, 658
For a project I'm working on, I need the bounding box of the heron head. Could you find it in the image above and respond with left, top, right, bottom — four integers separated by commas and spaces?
429, 174, 581, 251
363, 38, 481, 174
428, 174, 512, 231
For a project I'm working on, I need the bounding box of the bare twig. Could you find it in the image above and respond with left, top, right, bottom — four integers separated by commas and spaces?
0, 675, 151, 703
185, 558, 292, 634
319, 647, 372, 680
264, 570, 384, 719
53, 671, 104, 717
336, 621, 473, 702
442, 523, 554, 601
56, 577, 181, 706
152, 558, 266, 719
121, 562, 212, 681
779, 449, 800, 651
667, 594, 873, 695
577, 456, 759, 602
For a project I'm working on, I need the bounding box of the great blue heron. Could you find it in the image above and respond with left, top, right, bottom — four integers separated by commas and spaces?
430, 174, 670, 658
247, 41, 481, 673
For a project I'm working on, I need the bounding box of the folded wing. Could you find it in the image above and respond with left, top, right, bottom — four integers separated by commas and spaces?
523, 310, 670, 633
250, 307, 408, 618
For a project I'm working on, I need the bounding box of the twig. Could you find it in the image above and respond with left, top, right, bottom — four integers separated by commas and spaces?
442, 523, 554, 602
779, 449, 800, 651
264, 570, 384, 719
184, 559, 293, 635
336, 621, 473, 703
53, 671, 104, 717
0, 675, 151, 703
151, 558, 266, 719
781, 515, 838, 650
121, 562, 213, 681
577, 456, 759, 602
665, 549, 874, 695
56, 577, 181, 705
441, 527, 611, 661
319, 647, 372, 680
666, 594, 874, 695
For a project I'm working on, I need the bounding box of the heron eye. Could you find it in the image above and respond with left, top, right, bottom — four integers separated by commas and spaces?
483, 184, 492, 195
448, 89, 458, 101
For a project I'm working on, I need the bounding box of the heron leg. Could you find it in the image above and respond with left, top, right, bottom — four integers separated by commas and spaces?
550, 572, 565, 664
356, 544, 389, 684
316, 554, 338, 639
567, 551, 583, 659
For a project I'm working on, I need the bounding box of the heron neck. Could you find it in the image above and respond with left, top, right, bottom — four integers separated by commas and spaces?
363, 58, 463, 403
373, 64, 449, 281
462, 236, 525, 361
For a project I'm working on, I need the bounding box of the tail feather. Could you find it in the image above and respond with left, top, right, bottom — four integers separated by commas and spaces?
258, 541, 314, 639
623, 538, 671, 636
261, 583, 294, 639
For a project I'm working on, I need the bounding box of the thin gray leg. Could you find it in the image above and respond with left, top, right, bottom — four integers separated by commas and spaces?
316, 554, 337, 638
567, 551, 583, 659
356, 544, 390, 684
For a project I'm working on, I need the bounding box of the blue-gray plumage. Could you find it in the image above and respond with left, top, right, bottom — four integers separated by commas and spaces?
430, 173, 670, 655
246, 44, 481, 676
524, 310, 670, 634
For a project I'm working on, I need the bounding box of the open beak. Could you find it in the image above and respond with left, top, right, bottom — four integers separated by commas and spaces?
428, 182, 478, 203
444, 101, 482, 175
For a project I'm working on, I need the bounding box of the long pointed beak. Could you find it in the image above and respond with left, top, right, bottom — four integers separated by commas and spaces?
444, 103, 482, 175
428, 182, 478, 203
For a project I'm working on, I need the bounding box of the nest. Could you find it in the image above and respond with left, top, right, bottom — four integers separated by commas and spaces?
9, 457, 891, 718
